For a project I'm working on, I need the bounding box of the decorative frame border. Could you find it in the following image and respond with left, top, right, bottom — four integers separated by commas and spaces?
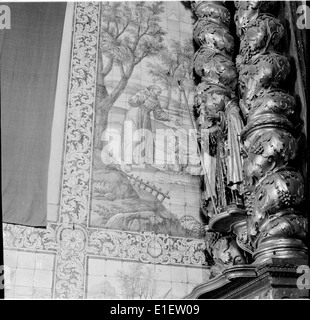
59, 1, 100, 227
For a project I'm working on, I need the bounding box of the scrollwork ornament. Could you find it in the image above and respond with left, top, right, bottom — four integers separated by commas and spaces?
54, 224, 88, 299
87, 229, 207, 266
3, 223, 57, 251
60, 2, 100, 226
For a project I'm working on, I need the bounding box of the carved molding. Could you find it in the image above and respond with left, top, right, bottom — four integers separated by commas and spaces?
187, 262, 309, 299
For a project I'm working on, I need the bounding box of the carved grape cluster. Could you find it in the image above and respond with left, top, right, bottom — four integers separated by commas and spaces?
251, 141, 264, 155
244, 193, 254, 215
277, 189, 295, 206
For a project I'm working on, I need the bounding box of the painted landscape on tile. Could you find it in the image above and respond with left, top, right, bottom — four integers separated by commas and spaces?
86, 258, 210, 299
90, 1, 205, 238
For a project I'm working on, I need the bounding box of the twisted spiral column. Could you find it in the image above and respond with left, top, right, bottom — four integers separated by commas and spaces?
192, 1, 248, 275
234, 1, 308, 263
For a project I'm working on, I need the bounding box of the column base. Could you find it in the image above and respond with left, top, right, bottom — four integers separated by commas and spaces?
186, 261, 309, 299
253, 238, 308, 264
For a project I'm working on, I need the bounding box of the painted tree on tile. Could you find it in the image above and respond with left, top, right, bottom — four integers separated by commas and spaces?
95, 1, 166, 149
147, 39, 194, 109
116, 264, 157, 299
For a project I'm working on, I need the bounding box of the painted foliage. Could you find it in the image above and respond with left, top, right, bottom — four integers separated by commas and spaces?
90, 1, 204, 238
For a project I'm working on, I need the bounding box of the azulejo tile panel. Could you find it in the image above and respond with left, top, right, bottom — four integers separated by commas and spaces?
90, 1, 204, 239
3, 2, 210, 300
86, 257, 208, 299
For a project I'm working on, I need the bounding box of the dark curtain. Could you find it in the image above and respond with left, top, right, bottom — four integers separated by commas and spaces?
1, 3, 66, 226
